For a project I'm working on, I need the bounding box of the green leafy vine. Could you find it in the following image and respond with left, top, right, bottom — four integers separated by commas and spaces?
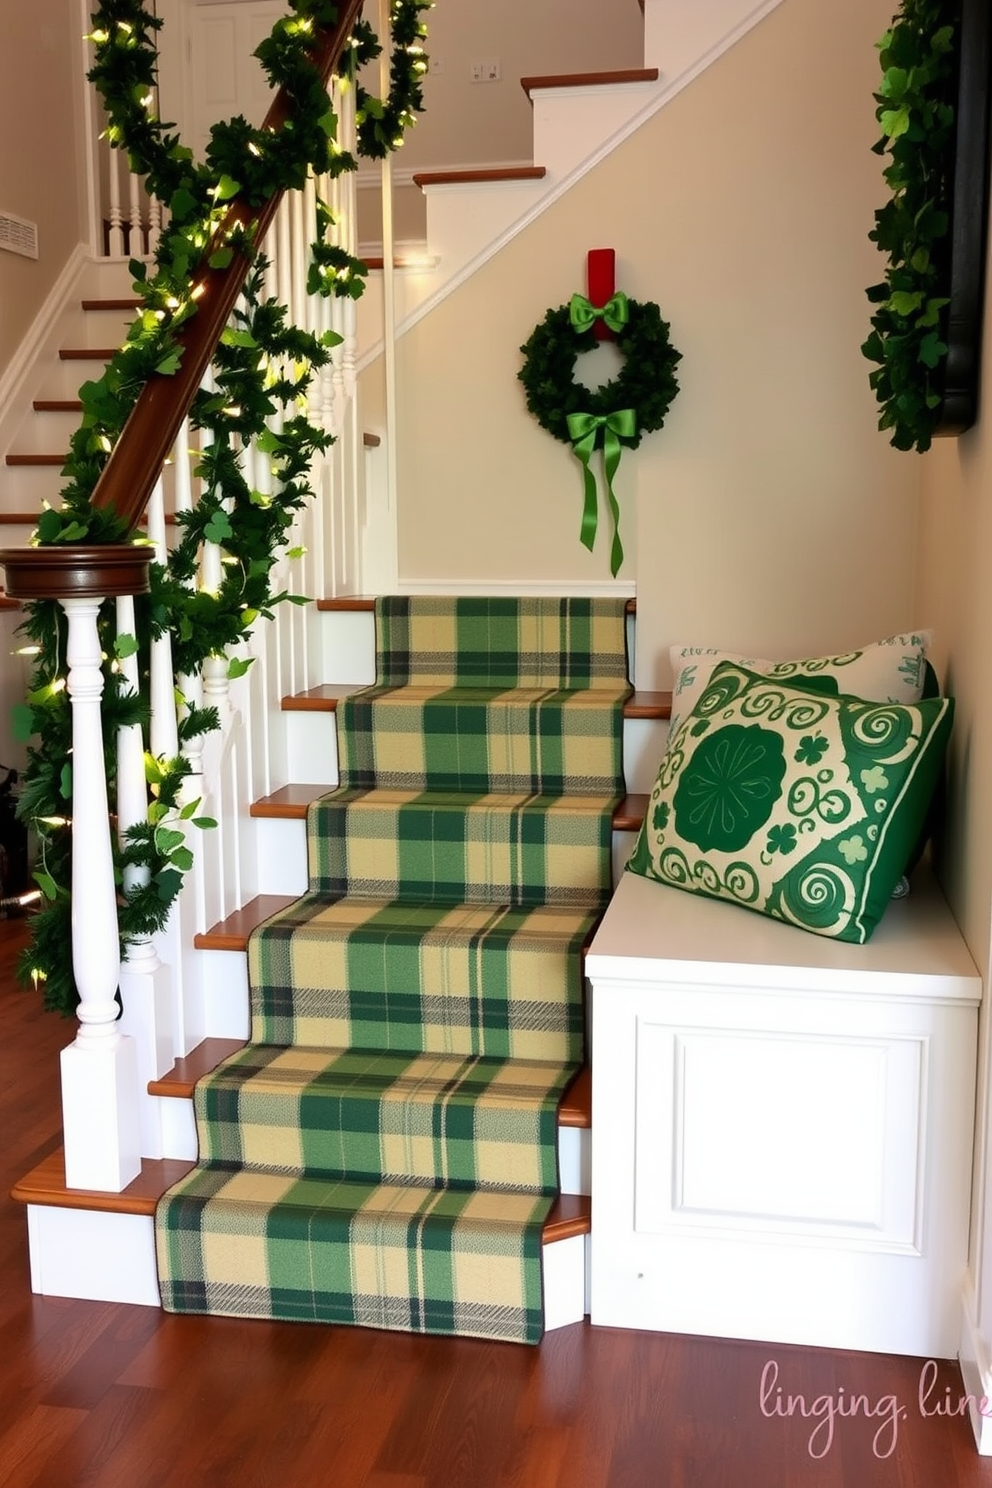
15, 0, 430, 1013
862, 0, 958, 453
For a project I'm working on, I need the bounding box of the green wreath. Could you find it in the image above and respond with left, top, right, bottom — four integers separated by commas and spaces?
518, 293, 681, 575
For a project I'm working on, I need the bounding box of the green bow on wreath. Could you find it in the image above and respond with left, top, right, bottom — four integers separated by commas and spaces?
519, 292, 681, 577
569, 291, 630, 336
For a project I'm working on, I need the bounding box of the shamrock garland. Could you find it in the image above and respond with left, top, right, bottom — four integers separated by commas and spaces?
862, 0, 957, 453
15, 0, 430, 1014
518, 292, 680, 575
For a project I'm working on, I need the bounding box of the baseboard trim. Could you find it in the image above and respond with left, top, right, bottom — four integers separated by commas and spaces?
960, 1278, 992, 1453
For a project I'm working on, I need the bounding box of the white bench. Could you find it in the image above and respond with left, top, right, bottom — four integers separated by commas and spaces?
586, 866, 980, 1356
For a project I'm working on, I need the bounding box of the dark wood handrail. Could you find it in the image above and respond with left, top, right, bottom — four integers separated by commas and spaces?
89, 0, 367, 534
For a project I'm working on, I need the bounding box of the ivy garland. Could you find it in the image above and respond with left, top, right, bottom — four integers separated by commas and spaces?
862, 0, 957, 453
518, 296, 680, 574
15, 0, 430, 1014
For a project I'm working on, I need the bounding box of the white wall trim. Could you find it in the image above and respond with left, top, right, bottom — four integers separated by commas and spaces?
0, 243, 90, 457
357, 0, 786, 372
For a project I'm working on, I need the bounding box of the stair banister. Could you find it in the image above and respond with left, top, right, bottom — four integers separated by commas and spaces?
88, 0, 367, 538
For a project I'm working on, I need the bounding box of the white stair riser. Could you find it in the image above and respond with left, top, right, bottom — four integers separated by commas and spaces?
24, 1203, 588, 1328
530, 81, 661, 179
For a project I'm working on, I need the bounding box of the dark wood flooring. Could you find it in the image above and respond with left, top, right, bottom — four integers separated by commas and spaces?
3, 917, 992, 1487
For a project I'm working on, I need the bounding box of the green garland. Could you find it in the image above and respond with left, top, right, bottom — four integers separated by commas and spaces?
518, 294, 680, 575
862, 0, 957, 453
16, 0, 430, 1014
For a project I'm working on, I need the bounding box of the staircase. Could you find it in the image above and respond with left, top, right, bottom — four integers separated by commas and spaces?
355, 0, 788, 358
12, 596, 670, 1333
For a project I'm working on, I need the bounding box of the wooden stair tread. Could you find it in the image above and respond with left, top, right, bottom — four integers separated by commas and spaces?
559, 1064, 591, 1128
412, 166, 547, 188
521, 67, 660, 96
283, 684, 669, 719
251, 781, 647, 831
32, 399, 83, 412
5, 454, 66, 466
12, 1147, 590, 1242
192, 893, 296, 951
58, 348, 118, 359
148, 1037, 246, 1097
151, 1040, 591, 1132
281, 683, 365, 710
80, 297, 142, 311
625, 690, 670, 718
316, 595, 377, 610
251, 783, 335, 817
316, 596, 635, 612
11, 1148, 195, 1216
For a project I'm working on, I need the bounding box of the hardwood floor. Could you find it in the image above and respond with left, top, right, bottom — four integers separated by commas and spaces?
3, 918, 992, 1487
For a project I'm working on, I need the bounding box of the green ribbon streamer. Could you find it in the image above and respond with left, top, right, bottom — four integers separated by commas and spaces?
566, 408, 637, 577
569, 291, 630, 336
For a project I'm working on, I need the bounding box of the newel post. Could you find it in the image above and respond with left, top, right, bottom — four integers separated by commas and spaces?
0, 546, 153, 1190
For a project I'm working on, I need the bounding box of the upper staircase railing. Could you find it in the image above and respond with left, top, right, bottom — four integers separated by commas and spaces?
0, 0, 391, 1195
88, 0, 366, 537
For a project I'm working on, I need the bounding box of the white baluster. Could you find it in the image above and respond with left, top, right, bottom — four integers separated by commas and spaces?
147, 476, 179, 761
59, 595, 141, 1191
115, 594, 173, 1157
106, 143, 125, 258
129, 170, 144, 259
147, 193, 162, 256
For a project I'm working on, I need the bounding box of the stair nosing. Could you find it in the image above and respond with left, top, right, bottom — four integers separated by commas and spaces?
521, 67, 660, 98
412, 166, 547, 189
11, 1147, 590, 1242
250, 783, 648, 829
58, 348, 119, 359
148, 1039, 592, 1131
282, 684, 670, 719
315, 597, 636, 612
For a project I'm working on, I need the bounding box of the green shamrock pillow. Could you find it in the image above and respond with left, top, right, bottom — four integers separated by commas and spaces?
627, 662, 954, 943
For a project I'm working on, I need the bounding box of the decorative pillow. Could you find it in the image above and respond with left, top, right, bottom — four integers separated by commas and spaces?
669, 631, 933, 739
627, 661, 954, 943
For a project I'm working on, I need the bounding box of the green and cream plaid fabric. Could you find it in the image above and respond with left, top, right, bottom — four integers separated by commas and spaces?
158, 1167, 550, 1339
156, 596, 630, 1344
248, 895, 593, 1061
370, 595, 629, 688
189, 1046, 571, 1193
307, 788, 614, 906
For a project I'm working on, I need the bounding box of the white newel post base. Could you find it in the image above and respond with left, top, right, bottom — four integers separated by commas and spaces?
61, 594, 141, 1192
61, 1036, 141, 1190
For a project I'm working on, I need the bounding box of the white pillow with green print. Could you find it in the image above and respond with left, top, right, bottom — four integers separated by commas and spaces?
669, 631, 933, 740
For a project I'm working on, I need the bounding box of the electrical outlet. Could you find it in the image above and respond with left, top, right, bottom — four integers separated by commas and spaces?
469, 58, 501, 83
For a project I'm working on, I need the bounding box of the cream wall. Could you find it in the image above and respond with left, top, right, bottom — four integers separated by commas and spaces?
916, 179, 992, 1354
0, 0, 88, 369
392, 0, 920, 688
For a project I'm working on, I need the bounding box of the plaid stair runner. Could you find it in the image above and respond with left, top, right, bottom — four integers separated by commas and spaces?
156, 597, 630, 1343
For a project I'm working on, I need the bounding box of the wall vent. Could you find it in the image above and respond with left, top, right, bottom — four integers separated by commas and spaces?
0, 212, 39, 260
